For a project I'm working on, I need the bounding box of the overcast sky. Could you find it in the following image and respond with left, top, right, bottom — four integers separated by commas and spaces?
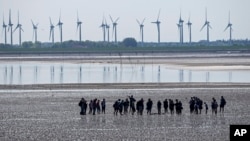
1, 0, 250, 44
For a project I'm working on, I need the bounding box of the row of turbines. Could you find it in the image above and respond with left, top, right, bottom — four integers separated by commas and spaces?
2, 9, 233, 46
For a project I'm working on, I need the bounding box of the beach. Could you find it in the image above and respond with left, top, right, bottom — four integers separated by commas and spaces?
0, 53, 250, 140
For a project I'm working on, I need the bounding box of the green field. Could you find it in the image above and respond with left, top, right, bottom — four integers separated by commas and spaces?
1, 46, 250, 54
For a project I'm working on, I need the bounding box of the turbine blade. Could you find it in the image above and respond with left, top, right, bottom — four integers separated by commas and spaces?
9, 9, 11, 25
31, 20, 35, 27
13, 26, 18, 33
224, 25, 229, 32
142, 18, 146, 24
49, 17, 52, 25
17, 11, 20, 24
77, 10, 79, 22
209, 25, 212, 29
200, 23, 206, 31
109, 15, 114, 23
205, 8, 207, 21
115, 17, 119, 23
157, 9, 161, 21
136, 19, 140, 25
104, 17, 107, 25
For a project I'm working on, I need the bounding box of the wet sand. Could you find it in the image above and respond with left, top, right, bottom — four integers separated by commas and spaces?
0, 87, 250, 140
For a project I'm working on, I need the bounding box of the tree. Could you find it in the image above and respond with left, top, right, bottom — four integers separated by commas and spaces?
122, 38, 137, 47
22, 41, 33, 48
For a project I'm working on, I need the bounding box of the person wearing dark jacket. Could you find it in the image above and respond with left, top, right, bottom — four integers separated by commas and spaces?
146, 99, 153, 115
157, 100, 162, 115
79, 98, 87, 115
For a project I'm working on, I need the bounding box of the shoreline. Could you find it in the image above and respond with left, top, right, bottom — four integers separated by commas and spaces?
1, 82, 250, 90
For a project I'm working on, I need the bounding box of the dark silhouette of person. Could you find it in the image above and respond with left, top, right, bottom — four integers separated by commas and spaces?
137, 98, 144, 115
220, 96, 226, 113
123, 98, 129, 114
96, 99, 101, 114
113, 99, 120, 116
175, 99, 179, 114
211, 98, 218, 115
169, 99, 174, 115
204, 102, 208, 114
178, 101, 183, 114
146, 98, 153, 115
163, 99, 168, 114
79, 98, 87, 115
101, 99, 106, 114
189, 97, 195, 114
92, 99, 97, 115
128, 95, 136, 115
119, 100, 124, 115
89, 100, 93, 114
194, 101, 199, 114
157, 100, 162, 115
198, 98, 203, 114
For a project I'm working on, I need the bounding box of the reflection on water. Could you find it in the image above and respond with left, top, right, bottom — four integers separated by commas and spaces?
1, 62, 250, 84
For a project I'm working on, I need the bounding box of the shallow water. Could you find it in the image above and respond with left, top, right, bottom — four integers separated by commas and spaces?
1, 62, 250, 84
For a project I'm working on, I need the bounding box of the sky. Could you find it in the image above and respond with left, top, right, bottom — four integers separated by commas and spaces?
0, 0, 250, 44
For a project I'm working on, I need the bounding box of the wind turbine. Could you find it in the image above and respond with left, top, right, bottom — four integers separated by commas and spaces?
110, 15, 119, 43
200, 8, 212, 42
187, 16, 192, 43
152, 10, 161, 43
105, 18, 110, 43
2, 13, 7, 45
177, 13, 184, 43
49, 17, 55, 44
57, 13, 63, 44
13, 11, 23, 46
31, 20, 38, 43
76, 11, 82, 42
100, 16, 106, 42
224, 11, 233, 42
136, 18, 145, 44
8, 9, 13, 46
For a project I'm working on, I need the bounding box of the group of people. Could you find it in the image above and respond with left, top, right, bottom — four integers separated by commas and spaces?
79, 98, 106, 115
79, 95, 226, 116
189, 96, 226, 115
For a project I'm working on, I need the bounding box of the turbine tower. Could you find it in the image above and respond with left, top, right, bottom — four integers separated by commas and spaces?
49, 17, 55, 44
13, 11, 23, 46
57, 13, 63, 44
2, 13, 7, 45
187, 16, 192, 43
100, 17, 106, 42
152, 10, 161, 43
8, 9, 13, 46
31, 20, 38, 43
177, 13, 184, 44
136, 18, 145, 44
110, 15, 119, 44
224, 11, 233, 42
76, 11, 82, 42
105, 18, 110, 43
200, 8, 212, 42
